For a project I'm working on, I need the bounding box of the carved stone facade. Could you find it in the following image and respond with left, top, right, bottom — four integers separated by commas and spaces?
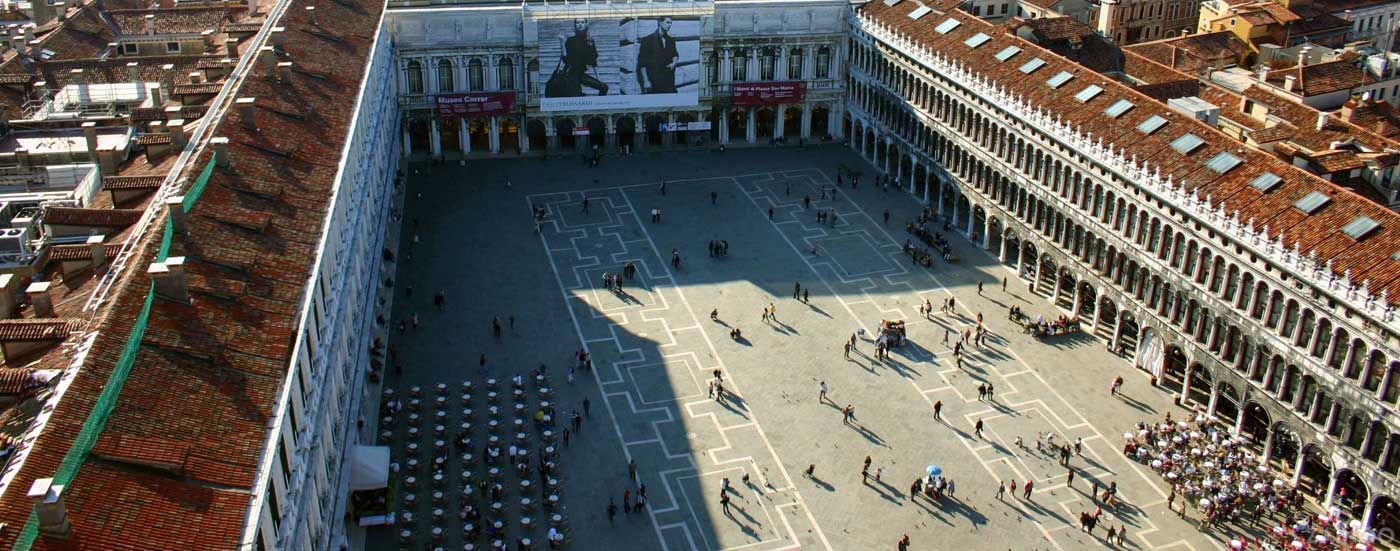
388, 0, 847, 157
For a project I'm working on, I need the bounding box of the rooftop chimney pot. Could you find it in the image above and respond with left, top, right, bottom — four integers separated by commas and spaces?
164, 195, 187, 234
269, 27, 285, 49
277, 61, 292, 82
126, 61, 140, 82
212, 136, 230, 167
26, 478, 71, 539
81, 121, 98, 163
305, 6, 316, 25
87, 234, 106, 272
167, 118, 187, 149
148, 258, 190, 304
25, 281, 52, 318
236, 97, 256, 130
0, 274, 17, 319
144, 14, 156, 35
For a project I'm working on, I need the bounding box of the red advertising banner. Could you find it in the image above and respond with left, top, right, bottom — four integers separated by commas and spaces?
437, 92, 516, 118
731, 82, 806, 105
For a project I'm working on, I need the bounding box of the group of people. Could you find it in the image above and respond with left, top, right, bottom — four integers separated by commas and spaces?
1023, 313, 1081, 337
1117, 412, 1374, 549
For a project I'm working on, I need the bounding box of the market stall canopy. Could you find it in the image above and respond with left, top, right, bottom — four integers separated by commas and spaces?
349, 445, 390, 491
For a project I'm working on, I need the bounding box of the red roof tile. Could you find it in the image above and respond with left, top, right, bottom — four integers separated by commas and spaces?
42, 207, 142, 227
0, 319, 82, 342
101, 176, 164, 190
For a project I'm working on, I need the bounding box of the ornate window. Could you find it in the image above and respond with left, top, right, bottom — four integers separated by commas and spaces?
437, 59, 454, 93
468, 58, 485, 91
815, 45, 831, 78
732, 49, 748, 82
760, 47, 777, 80
406, 60, 424, 94
497, 57, 515, 90
708, 51, 719, 85
788, 47, 804, 79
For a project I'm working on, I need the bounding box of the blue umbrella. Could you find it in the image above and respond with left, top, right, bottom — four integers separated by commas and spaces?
925, 465, 942, 477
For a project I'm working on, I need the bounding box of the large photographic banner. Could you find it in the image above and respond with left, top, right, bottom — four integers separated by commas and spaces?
538, 15, 701, 111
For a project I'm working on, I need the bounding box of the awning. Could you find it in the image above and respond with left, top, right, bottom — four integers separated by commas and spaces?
348, 445, 390, 491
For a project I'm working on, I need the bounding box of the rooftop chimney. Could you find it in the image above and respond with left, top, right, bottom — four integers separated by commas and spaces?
269, 26, 285, 50
236, 97, 256, 130
30, 0, 55, 27
96, 146, 117, 175
247, 0, 257, 15
1341, 98, 1359, 122
167, 118, 186, 149
0, 274, 17, 319
144, 14, 155, 35
15, 147, 31, 169
1378, 119, 1393, 135
1284, 74, 1297, 92
224, 36, 238, 55
188, 71, 203, 84
1317, 111, 1329, 131
149, 256, 188, 303
67, 68, 83, 85
212, 136, 230, 167
25, 282, 52, 318
22, 24, 34, 44
126, 61, 140, 82
150, 81, 162, 107
160, 64, 176, 98
80, 121, 98, 163
1258, 64, 1270, 82
87, 234, 106, 272
305, 6, 316, 25
164, 196, 186, 234
259, 46, 276, 75
200, 29, 214, 51
277, 61, 292, 82
26, 478, 71, 539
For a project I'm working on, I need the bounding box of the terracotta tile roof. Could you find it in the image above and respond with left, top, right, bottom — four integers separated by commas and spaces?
0, 368, 32, 395
221, 22, 263, 33
1125, 31, 1248, 74
33, 6, 118, 61
102, 175, 165, 190
0, 0, 386, 547
172, 82, 222, 95
48, 243, 123, 262
1019, 16, 1095, 43
108, 7, 236, 36
1133, 79, 1202, 102
1310, 150, 1367, 172
1265, 59, 1374, 97
0, 319, 82, 342
134, 133, 172, 145
42, 207, 142, 227
0, 74, 31, 84
1249, 123, 1296, 143
858, 0, 1400, 307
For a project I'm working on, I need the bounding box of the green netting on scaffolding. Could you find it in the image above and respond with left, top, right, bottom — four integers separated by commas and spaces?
13, 154, 215, 551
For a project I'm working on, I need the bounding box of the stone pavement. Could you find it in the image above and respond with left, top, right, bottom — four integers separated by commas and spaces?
372, 145, 1237, 551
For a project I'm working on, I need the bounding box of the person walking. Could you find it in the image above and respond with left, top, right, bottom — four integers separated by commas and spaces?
720, 492, 731, 514
803, 289, 809, 303
804, 464, 815, 478
768, 206, 774, 220
883, 209, 890, 225
1066, 468, 1075, 488
1002, 277, 1007, 292
607, 499, 617, 523
987, 383, 995, 400
875, 467, 882, 483
628, 459, 638, 483
978, 281, 984, 295
843, 341, 851, 359
793, 282, 801, 299
711, 191, 718, 205
996, 481, 1005, 500
583, 397, 591, 417
909, 480, 920, 500
819, 381, 828, 403
1009, 479, 1018, 498
623, 489, 632, 513
1023, 480, 1034, 500
977, 384, 987, 401
974, 418, 984, 438
933, 400, 942, 420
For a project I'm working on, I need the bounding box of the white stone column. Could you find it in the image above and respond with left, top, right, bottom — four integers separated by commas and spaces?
402, 125, 413, 156
1179, 362, 1194, 404
720, 110, 730, 144
1291, 451, 1306, 485
982, 213, 992, 249
1379, 367, 1395, 401
426, 57, 440, 95
800, 103, 812, 139
430, 118, 442, 156
1325, 402, 1341, 434
1261, 427, 1276, 466
749, 48, 759, 81
459, 117, 469, 154
999, 233, 1009, 262
775, 105, 786, 140
746, 108, 756, 143
519, 117, 529, 153
1207, 384, 1221, 416
486, 57, 498, 91
1323, 470, 1342, 510
778, 48, 789, 80
489, 116, 500, 154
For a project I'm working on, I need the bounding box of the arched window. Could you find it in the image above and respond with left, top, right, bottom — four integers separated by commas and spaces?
437, 59, 454, 93
732, 49, 748, 82
406, 59, 424, 94
526, 58, 538, 94
760, 47, 777, 80
468, 58, 485, 91
788, 47, 804, 79
497, 57, 515, 90
816, 45, 831, 78
708, 51, 719, 85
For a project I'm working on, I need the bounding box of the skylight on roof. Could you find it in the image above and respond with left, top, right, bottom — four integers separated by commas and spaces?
1170, 133, 1205, 154
1105, 99, 1135, 118
1294, 191, 1331, 214
1138, 115, 1168, 134
883, 0, 901, 6
1206, 151, 1242, 173
1047, 71, 1075, 89
1392, 249, 1400, 262
965, 33, 991, 48
1074, 85, 1103, 103
934, 18, 962, 34
1249, 172, 1283, 193
908, 5, 933, 18
995, 45, 1021, 61
1341, 216, 1380, 239
1019, 58, 1047, 74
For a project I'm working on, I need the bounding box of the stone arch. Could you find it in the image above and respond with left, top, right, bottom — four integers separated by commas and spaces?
1334, 468, 1370, 518
1371, 495, 1400, 548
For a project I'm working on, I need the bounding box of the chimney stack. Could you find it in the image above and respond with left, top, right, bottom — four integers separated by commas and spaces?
1258, 64, 1270, 82
259, 46, 276, 75
277, 61, 293, 82
87, 234, 106, 271
212, 136, 230, 167
246, 0, 257, 15
224, 36, 238, 55
96, 146, 117, 175
160, 64, 176, 99
188, 71, 203, 84
1317, 111, 1329, 131
26, 282, 53, 318
67, 68, 83, 85
305, 6, 316, 25
0, 274, 17, 319
144, 14, 155, 35
15, 147, 31, 169
1284, 74, 1297, 92
22, 24, 34, 44
167, 118, 186, 149
30, 0, 55, 27
1341, 98, 1359, 122
81, 121, 98, 163
164, 196, 187, 234
126, 61, 140, 82
53, 1, 64, 21
270, 27, 286, 50
236, 97, 256, 130
26, 478, 71, 539
149, 256, 189, 303
200, 29, 215, 51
